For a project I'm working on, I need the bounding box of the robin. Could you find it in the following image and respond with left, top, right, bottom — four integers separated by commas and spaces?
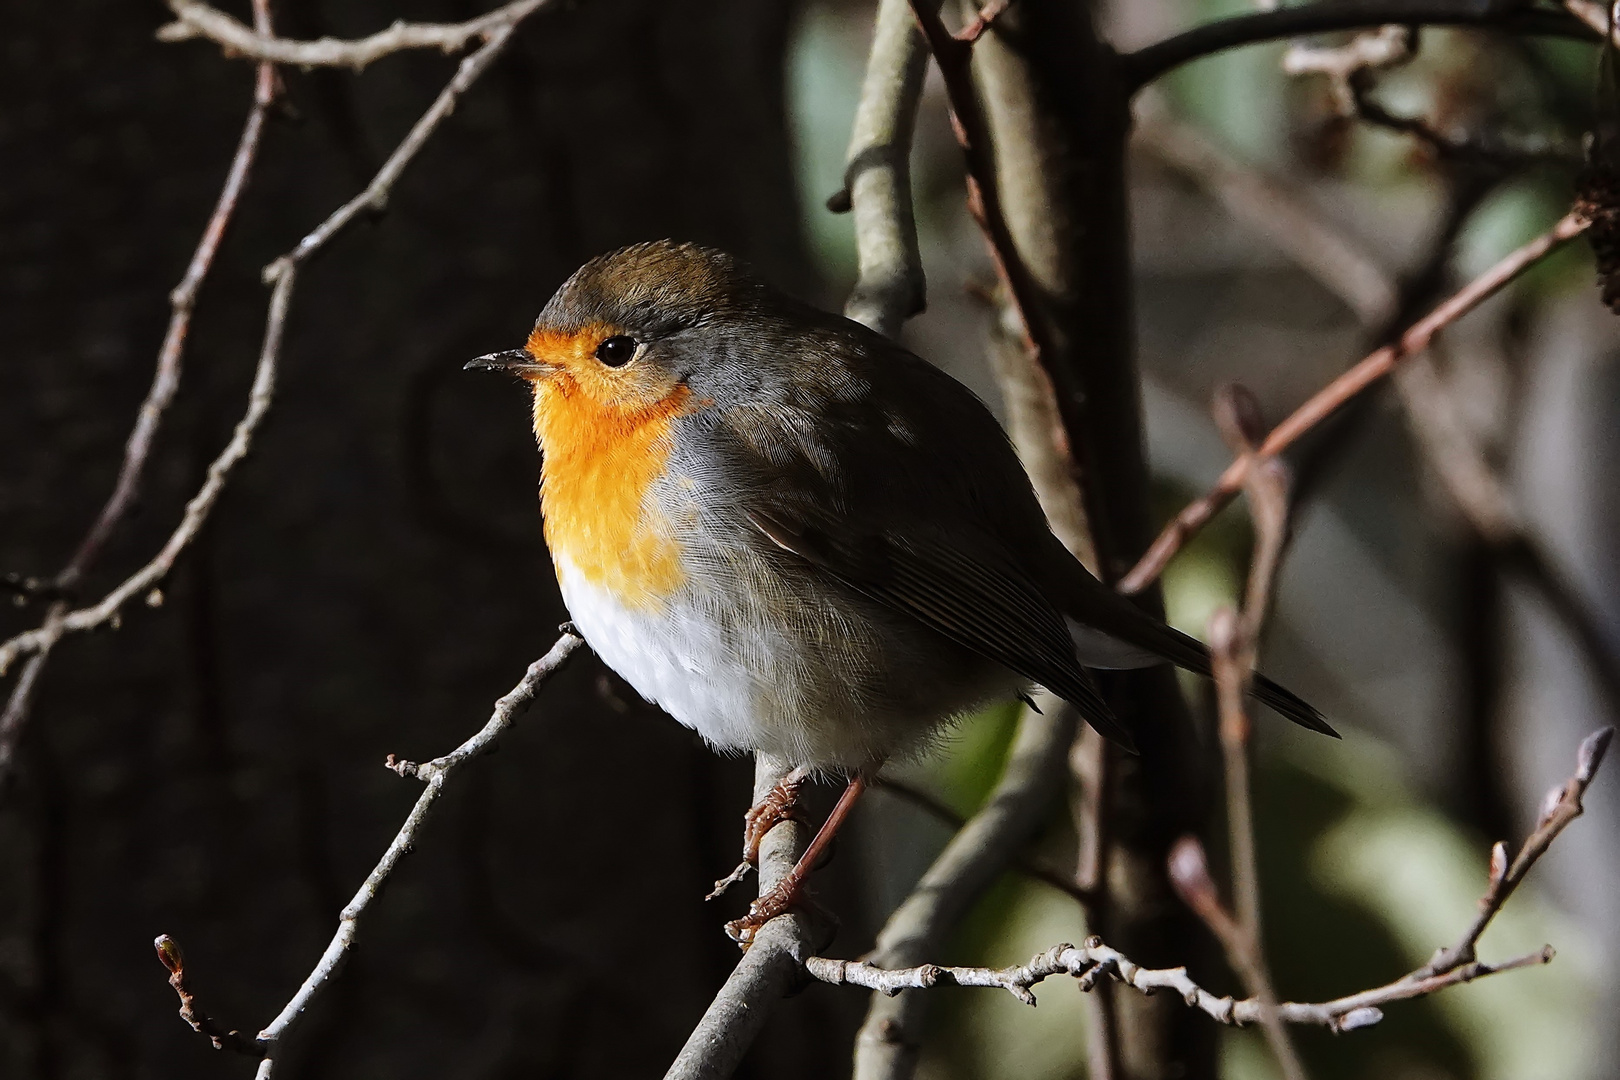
468, 240, 1335, 944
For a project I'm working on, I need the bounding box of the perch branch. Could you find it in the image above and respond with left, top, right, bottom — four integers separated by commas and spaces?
158, 0, 550, 70
1118, 208, 1591, 596
0, 0, 276, 787
240, 632, 582, 1078
0, 18, 536, 684
664, 755, 827, 1080
810, 725, 1610, 1031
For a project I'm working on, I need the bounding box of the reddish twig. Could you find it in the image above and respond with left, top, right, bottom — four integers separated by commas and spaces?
154, 934, 265, 1057
0, 0, 277, 788
1118, 208, 1592, 596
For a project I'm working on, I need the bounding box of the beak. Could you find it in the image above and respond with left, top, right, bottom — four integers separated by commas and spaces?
464, 349, 547, 376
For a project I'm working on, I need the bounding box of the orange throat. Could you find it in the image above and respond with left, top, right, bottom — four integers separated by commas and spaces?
533, 376, 689, 611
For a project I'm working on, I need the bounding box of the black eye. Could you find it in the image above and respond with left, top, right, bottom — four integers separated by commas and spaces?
595, 335, 638, 367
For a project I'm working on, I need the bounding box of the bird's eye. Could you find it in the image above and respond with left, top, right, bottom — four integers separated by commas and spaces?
595, 335, 638, 367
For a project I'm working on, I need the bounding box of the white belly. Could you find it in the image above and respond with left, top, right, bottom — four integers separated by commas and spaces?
553, 553, 1020, 771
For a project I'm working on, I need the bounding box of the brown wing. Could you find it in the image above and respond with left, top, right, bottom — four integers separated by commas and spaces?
746, 506, 1138, 752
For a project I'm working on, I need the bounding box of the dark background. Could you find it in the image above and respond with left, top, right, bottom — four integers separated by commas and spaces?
0, 1, 871, 1076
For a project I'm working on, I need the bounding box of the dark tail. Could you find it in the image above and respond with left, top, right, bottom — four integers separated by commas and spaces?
1051, 551, 1340, 738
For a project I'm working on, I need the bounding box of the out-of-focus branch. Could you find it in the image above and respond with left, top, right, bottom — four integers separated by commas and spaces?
157, 633, 582, 1075
872, 777, 1095, 905
1134, 102, 1398, 326
1564, 0, 1620, 49
0, 0, 277, 789
158, 0, 549, 70
1281, 27, 1583, 170
811, 726, 1610, 1030
664, 755, 826, 1080
1139, 106, 1620, 719
834, 0, 935, 338
853, 698, 1078, 1080
0, 15, 539, 687
1165, 389, 1307, 1080
1121, 2, 1598, 94
1118, 208, 1592, 596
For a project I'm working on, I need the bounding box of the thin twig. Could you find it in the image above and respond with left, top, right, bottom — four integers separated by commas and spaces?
0, 14, 544, 684
1184, 391, 1307, 1080
1419, 726, 1612, 975
810, 726, 1610, 1032
153, 934, 265, 1057
158, 0, 548, 70
245, 633, 582, 1077
1118, 208, 1591, 596
1139, 104, 1620, 720
0, 0, 277, 787
853, 700, 1077, 1080
1134, 100, 1398, 326
835, 0, 935, 338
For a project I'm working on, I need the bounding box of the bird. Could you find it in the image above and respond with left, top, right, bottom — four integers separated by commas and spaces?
467, 240, 1335, 944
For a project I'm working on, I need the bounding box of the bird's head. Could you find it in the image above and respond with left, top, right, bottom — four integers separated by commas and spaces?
466, 240, 779, 417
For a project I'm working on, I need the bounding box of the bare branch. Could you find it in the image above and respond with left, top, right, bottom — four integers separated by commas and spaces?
1121, 2, 1599, 94
810, 726, 1610, 1033
809, 938, 1552, 1030
0, 0, 277, 787
664, 755, 828, 1080
0, 16, 539, 686
1419, 726, 1612, 975
158, 0, 549, 70
1118, 208, 1591, 596
836, 0, 934, 338
246, 633, 582, 1077
854, 699, 1077, 1080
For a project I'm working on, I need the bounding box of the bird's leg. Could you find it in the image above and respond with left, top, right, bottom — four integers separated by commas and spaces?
724, 772, 868, 947
707, 765, 810, 900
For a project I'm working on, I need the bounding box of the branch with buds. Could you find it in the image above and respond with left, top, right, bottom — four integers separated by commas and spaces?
806, 726, 1610, 1034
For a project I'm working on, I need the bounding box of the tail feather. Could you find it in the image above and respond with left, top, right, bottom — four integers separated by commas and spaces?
1049, 549, 1339, 738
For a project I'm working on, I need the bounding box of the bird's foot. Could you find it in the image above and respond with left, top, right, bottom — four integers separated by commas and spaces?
707, 767, 809, 900
723, 876, 833, 947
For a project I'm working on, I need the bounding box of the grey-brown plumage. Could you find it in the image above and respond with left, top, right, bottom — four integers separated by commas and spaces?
518, 241, 1335, 761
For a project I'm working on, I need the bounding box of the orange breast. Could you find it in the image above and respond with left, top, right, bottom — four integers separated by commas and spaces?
533, 375, 690, 610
